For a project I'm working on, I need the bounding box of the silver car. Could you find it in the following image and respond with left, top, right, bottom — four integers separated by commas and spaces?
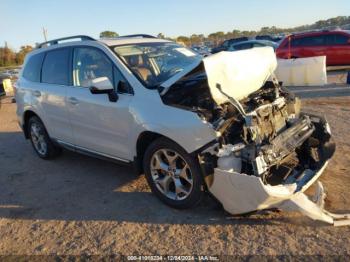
15, 35, 350, 225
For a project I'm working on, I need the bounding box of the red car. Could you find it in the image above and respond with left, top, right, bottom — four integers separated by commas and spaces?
276, 30, 350, 66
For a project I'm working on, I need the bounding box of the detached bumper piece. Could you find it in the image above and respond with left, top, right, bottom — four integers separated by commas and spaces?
280, 181, 350, 226
209, 114, 349, 226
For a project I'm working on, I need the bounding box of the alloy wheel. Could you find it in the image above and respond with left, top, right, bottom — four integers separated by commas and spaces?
150, 149, 193, 201
30, 123, 47, 156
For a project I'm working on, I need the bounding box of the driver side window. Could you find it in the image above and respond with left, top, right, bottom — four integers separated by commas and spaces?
73, 47, 113, 88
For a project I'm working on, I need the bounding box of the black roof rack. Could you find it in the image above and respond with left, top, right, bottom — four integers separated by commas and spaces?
36, 35, 96, 49
117, 34, 156, 39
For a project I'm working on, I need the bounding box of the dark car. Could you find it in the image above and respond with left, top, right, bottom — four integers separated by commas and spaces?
211, 37, 249, 53
276, 30, 350, 66
228, 40, 278, 52
256, 35, 283, 42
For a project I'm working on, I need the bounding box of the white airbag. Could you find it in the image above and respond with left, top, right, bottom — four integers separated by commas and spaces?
203, 47, 277, 104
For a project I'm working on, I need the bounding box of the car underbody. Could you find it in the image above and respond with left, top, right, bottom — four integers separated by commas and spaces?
162, 48, 350, 226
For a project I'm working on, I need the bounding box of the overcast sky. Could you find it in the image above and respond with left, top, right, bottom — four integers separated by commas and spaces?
1, 0, 349, 50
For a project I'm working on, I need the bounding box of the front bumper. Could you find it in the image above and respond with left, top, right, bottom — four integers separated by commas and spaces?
209, 114, 350, 226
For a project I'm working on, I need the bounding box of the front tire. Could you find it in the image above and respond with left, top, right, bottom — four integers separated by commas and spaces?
28, 116, 61, 159
143, 137, 204, 209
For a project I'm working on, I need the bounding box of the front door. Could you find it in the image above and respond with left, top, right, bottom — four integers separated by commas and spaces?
66, 46, 134, 161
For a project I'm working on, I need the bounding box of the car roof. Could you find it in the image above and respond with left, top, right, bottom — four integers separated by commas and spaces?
290, 29, 350, 38
34, 35, 173, 52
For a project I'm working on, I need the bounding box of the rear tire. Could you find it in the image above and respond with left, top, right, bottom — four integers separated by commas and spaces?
143, 137, 204, 209
28, 116, 61, 159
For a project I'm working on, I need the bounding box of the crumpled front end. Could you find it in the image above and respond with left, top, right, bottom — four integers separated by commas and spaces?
161, 48, 349, 225
202, 89, 350, 226
202, 89, 350, 225
207, 115, 335, 214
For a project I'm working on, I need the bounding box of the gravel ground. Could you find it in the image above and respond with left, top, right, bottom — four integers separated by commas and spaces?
0, 95, 350, 259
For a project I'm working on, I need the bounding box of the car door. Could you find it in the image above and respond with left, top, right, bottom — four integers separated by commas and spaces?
37, 48, 74, 144
297, 35, 326, 58
66, 46, 133, 161
325, 33, 350, 65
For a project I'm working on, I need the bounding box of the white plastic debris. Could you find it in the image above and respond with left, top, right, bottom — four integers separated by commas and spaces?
275, 56, 327, 86
209, 163, 350, 226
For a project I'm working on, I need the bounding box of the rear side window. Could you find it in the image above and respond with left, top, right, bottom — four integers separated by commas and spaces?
41, 48, 70, 85
326, 33, 349, 45
234, 43, 253, 50
22, 53, 44, 82
292, 35, 325, 46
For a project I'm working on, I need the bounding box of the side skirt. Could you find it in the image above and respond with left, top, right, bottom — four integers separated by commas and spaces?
53, 139, 134, 168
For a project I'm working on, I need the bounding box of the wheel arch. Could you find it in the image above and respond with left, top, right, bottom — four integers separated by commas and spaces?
134, 131, 165, 174
135, 131, 194, 175
22, 110, 42, 139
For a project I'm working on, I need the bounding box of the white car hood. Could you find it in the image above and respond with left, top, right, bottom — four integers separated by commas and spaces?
202, 47, 277, 104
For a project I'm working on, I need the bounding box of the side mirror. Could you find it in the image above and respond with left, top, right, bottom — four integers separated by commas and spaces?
89, 77, 118, 102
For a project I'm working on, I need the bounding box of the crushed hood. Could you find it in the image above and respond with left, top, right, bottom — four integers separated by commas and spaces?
203, 47, 277, 104
161, 47, 278, 105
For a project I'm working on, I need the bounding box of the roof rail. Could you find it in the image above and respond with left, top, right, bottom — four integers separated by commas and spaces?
117, 34, 156, 39
36, 35, 96, 49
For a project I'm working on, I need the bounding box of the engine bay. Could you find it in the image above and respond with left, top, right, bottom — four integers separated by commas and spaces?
162, 66, 334, 188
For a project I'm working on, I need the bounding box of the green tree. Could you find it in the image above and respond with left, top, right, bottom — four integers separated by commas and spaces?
157, 33, 165, 39
231, 30, 242, 38
15, 45, 33, 65
190, 34, 201, 45
0, 43, 16, 67
176, 36, 190, 46
99, 31, 119, 38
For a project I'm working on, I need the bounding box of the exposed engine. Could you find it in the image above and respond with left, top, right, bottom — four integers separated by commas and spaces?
162, 68, 334, 187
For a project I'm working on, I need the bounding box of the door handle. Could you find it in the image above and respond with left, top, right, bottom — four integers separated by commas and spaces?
33, 90, 41, 97
68, 97, 79, 105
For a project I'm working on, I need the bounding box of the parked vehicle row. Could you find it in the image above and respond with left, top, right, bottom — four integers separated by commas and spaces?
0, 68, 20, 79
200, 30, 350, 66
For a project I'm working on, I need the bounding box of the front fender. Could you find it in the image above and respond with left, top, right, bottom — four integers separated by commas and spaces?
129, 102, 218, 157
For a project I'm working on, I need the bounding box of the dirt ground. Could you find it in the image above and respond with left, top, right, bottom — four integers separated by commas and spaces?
0, 95, 350, 258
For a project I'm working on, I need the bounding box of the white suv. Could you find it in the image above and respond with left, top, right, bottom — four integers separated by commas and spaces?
16, 35, 344, 224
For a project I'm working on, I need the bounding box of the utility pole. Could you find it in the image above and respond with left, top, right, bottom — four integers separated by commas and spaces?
42, 27, 48, 42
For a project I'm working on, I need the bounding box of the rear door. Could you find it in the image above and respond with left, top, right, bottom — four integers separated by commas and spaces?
66, 46, 133, 161
325, 33, 350, 65
35, 48, 74, 143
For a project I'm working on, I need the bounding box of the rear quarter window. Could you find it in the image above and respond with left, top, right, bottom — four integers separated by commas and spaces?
292, 35, 325, 46
22, 53, 45, 82
41, 48, 70, 85
334, 34, 349, 44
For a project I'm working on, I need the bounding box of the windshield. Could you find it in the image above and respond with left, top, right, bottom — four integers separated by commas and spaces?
113, 42, 202, 88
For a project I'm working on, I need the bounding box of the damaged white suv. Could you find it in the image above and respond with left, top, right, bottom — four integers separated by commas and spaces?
16, 35, 350, 225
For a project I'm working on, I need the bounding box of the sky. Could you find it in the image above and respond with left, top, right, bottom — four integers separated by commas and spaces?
1, 0, 349, 50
